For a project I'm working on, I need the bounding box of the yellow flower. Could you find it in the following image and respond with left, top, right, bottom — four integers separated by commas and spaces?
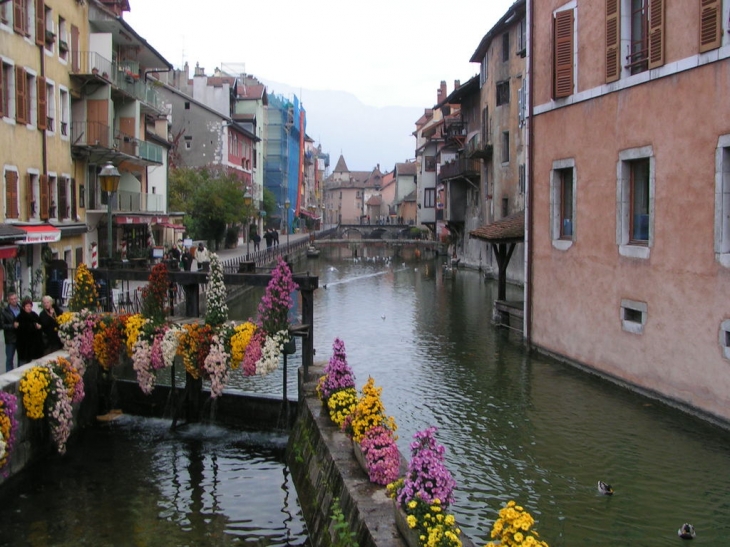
19, 366, 52, 419
406, 515, 417, 528
230, 321, 257, 369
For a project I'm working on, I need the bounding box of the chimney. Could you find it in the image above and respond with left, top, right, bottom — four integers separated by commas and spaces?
194, 62, 205, 77
454, 79, 461, 89
437, 80, 447, 104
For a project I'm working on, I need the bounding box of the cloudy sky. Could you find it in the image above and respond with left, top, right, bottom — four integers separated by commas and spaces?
125, 0, 515, 109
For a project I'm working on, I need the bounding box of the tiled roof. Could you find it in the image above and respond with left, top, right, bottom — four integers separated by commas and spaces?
333, 154, 349, 173
470, 210, 525, 242
396, 162, 417, 176
366, 195, 382, 206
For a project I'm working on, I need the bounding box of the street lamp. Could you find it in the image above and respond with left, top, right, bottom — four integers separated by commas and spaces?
284, 197, 291, 247
99, 162, 121, 261
243, 188, 252, 256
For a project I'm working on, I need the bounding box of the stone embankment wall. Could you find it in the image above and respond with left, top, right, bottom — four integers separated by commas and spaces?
287, 365, 408, 547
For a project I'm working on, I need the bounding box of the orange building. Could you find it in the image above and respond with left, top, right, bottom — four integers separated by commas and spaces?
528, 1, 730, 421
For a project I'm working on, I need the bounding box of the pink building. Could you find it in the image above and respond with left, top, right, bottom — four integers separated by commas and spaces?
529, 1, 730, 421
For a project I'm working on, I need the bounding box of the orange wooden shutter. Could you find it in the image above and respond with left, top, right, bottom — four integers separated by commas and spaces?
699, 0, 721, 52
648, 0, 665, 69
6, 171, 18, 219
606, 0, 621, 83
34, 0, 44, 46
13, 0, 23, 34
39, 174, 49, 220
37, 76, 47, 130
70, 177, 77, 219
553, 9, 574, 99
25, 173, 32, 219
15, 66, 26, 124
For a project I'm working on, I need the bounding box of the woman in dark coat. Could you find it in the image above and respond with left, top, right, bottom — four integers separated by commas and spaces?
17, 297, 44, 365
38, 295, 64, 355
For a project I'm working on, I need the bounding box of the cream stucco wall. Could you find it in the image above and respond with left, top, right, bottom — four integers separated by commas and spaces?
531, 0, 730, 422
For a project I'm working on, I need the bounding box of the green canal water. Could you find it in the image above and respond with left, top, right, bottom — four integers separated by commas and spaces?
2, 248, 729, 546
228, 249, 730, 546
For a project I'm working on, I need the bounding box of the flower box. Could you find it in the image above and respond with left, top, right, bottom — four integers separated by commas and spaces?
393, 501, 421, 547
59, 40, 68, 52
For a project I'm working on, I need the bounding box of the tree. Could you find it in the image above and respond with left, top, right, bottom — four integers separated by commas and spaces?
168, 167, 249, 248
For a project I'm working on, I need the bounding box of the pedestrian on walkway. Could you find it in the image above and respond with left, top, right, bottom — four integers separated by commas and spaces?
273, 229, 279, 246
17, 297, 43, 366
181, 247, 193, 271
196, 242, 210, 271
1, 292, 20, 372
253, 232, 261, 251
38, 295, 63, 355
264, 229, 274, 249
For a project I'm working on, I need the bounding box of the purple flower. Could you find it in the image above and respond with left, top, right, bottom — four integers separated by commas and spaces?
319, 338, 356, 400
360, 426, 401, 485
397, 426, 456, 508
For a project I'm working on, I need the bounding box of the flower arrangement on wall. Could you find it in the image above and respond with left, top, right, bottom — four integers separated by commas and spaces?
0, 392, 19, 475
18, 357, 83, 454
486, 501, 549, 547
316, 338, 357, 426
68, 263, 98, 312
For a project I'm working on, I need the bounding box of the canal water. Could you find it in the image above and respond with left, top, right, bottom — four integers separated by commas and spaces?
2, 247, 730, 546
226, 248, 730, 547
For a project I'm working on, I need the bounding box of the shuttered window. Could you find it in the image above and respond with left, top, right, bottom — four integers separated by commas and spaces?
58, 176, 67, 220
34, 0, 44, 46
6, 171, 18, 219
15, 66, 26, 124
13, 0, 26, 35
553, 9, 574, 99
70, 177, 77, 220
25, 173, 34, 219
699, 0, 722, 53
37, 75, 46, 130
39, 174, 49, 220
606, 0, 621, 82
647, 0, 664, 69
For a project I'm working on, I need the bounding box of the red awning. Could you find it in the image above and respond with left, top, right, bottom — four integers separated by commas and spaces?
156, 222, 186, 230
298, 209, 316, 218
18, 225, 61, 244
0, 245, 18, 259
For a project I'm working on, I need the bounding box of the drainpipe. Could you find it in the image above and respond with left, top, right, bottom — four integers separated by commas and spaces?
524, 0, 535, 345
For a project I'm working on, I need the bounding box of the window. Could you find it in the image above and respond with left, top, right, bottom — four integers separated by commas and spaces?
424, 188, 435, 208
26, 171, 38, 219
184, 101, 190, 109
502, 197, 509, 218
519, 164, 526, 195
184, 135, 192, 149
720, 319, 730, 360
5, 169, 19, 219
15, 67, 35, 126
479, 53, 488, 88
496, 80, 509, 106
424, 156, 436, 172
13, 0, 30, 36
501, 131, 510, 163
45, 79, 55, 133
502, 32, 509, 62
58, 16, 68, 62
37, 75, 47, 130
518, 18, 527, 56
621, 299, 647, 334
617, 146, 654, 258
58, 175, 69, 220
481, 106, 490, 146
43, 4, 53, 52
1, 61, 13, 119
699, 0, 722, 52
715, 135, 730, 267
553, 8, 574, 99
626, 0, 664, 75
47, 174, 57, 218
0, 2, 8, 25
550, 159, 576, 249
629, 159, 650, 243
59, 86, 68, 136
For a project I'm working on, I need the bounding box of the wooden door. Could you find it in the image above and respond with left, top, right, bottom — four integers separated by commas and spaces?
86, 99, 108, 146
118, 117, 136, 155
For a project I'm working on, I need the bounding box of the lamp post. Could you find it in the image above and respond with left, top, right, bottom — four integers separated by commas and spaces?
243, 188, 252, 257
284, 197, 291, 247
99, 162, 121, 261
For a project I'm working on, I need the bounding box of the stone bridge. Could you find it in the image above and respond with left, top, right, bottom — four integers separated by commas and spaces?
336, 223, 419, 240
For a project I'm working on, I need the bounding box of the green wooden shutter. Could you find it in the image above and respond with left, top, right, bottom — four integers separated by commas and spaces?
606, 0, 621, 83
553, 9, 574, 99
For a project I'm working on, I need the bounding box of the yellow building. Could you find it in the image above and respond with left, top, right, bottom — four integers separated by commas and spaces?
0, 0, 90, 302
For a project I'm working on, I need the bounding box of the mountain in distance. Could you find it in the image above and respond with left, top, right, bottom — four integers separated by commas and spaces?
261, 79, 422, 173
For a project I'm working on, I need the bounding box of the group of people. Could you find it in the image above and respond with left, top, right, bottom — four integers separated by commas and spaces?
165, 240, 211, 272
2, 292, 64, 373
263, 229, 279, 249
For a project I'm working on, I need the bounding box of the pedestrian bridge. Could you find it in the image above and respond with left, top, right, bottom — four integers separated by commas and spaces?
336, 223, 422, 240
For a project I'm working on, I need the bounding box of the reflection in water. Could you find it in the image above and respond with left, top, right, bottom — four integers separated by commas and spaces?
229, 249, 730, 546
0, 416, 310, 546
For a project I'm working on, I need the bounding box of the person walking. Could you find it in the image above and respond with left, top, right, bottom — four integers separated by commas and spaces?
273, 229, 280, 246
263, 229, 274, 249
196, 242, 210, 271
16, 297, 43, 366
38, 295, 63, 355
1, 292, 21, 372
253, 232, 261, 252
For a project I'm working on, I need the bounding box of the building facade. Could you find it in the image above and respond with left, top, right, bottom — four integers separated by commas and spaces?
529, 0, 730, 422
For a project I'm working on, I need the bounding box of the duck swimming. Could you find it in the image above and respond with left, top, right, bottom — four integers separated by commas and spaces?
597, 481, 614, 495
678, 523, 696, 540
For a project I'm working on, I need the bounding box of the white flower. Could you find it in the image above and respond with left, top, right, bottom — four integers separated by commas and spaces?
255, 330, 288, 375
161, 326, 181, 368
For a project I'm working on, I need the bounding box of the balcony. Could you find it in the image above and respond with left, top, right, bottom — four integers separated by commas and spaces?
71, 121, 164, 166
439, 158, 481, 183
71, 51, 164, 114
465, 134, 493, 161
89, 190, 164, 214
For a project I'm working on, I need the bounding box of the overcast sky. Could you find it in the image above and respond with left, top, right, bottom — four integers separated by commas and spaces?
125, 0, 515, 109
